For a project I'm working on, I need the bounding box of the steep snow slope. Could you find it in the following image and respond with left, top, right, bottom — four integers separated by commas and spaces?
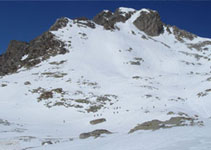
0, 7, 211, 150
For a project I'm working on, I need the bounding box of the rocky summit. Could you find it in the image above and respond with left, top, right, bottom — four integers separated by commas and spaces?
0, 7, 211, 150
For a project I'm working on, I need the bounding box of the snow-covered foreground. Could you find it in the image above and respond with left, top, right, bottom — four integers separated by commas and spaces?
1, 120, 211, 150
34, 120, 211, 150
0, 7, 211, 150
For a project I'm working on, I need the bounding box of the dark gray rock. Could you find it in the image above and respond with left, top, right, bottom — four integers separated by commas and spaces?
93, 10, 114, 29
49, 17, 69, 31
172, 25, 197, 41
0, 16, 70, 76
74, 17, 95, 29
24, 81, 31, 85
133, 10, 164, 36
0, 40, 29, 75
90, 118, 106, 125
6, 40, 29, 55
166, 25, 172, 34
0, 31, 67, 76
79, 129, 112, 139
24, 31, 67, 66
93, 8, 135, 30
188, 40, 211, 51
129, 116, 203, 133
0, 119, 11, 126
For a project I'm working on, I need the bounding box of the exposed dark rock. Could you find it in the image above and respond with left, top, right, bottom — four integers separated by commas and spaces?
93, 8, 135, 30
75, 99, 90, 104
86, 105, 103, 113
74, 17, 96, 29
1, 84, 7, 87
133, 10, 164, 36
188, 40, 211, 51
179, 51, 209, 61
141, 35, 148, 40
49, 17, 69, 31
96, 96, 111, 103
36, 88, 65, 102
165, 24, 197, 42
0, 40, 29, 76
52, 88, 64, 94
24, 81, 31, 85
197, 89, 211, 97
0, 119, 10, 126
172, 26, 197, 41
130, 61, 141, 65
41, 72, 67, 78
206, 77, 211, 81
23, 31, 67, 69
166, 25, 172, 34
167, 111, 175, 115
90, 118, 106, 125
79, 129, 112, 139
93, 10, 113, 29
0, 16, 69, 76
0, 31, 67, 76
38, 91, 53, 101
129, 120, 163, 132
6, 40, 29, 55
132, 76, 141, 79
129, 116, 203, 133
49, 60, 67, 65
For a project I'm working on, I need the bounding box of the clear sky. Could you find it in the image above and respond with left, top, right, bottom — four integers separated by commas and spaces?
0, 1, 211, 54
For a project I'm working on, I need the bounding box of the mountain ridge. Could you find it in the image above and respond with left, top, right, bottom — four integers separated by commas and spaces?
0, 7, 211, 150
0, 7, 203, 76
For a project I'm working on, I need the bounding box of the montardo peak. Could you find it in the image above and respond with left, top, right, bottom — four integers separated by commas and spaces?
0, 7, 211, 150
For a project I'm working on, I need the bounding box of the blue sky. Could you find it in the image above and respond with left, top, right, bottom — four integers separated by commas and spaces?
0, 1, 211, 54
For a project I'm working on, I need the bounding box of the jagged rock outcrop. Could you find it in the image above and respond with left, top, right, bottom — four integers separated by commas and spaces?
129, 117, 203, 133
22, 31, 67, 68
93, 8, 135, 30
0, 29, 67, 76
0, 40, 29, 75
74, 17, 96, 29
133, 10, 164, 36
171, 25, 197, 41
93, 10, 113, 29
188, 40, 211, 51
94, 8, 164, 36
49, 17, 69, 31
0, 17, 70, 76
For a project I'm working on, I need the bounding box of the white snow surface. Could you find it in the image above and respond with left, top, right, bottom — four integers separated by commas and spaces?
0, 9, 211, 150
118, 7, 136, 13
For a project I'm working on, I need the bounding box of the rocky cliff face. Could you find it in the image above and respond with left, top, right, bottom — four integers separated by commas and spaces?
0, 7, 198, 76
0, 40, 29, 76
0, 22, 68, 76
133, 10, 164, 36
93, 8, 164, 36
93, 8, 135, 30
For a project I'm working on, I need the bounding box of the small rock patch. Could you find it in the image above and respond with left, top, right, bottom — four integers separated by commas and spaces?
129, 116, 203, 133
90, 118, 106, 125
79, 129, 112, 139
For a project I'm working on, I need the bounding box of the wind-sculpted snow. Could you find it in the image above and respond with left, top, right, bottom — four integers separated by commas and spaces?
0, 7, 211, 150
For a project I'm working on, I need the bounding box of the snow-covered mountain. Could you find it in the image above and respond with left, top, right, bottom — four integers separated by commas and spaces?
0, 7, 211, 150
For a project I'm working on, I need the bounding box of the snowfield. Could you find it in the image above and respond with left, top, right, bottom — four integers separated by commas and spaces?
0, 7, 211, 150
